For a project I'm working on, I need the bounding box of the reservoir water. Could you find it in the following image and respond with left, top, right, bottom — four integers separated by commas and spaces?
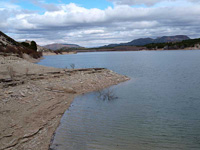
38, 50, 200, 150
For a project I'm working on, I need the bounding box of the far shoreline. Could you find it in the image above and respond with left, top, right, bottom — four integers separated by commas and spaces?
42, 51, 77, 56
42, 47, 200, 56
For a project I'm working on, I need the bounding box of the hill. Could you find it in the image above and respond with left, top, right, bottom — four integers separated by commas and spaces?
103, 35, 190, 47
0, 31, 19, 46
0, 31, 42, 59
44, 43, 81, 50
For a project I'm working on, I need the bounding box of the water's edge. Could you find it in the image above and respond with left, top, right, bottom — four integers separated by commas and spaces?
48, 76, 130, 149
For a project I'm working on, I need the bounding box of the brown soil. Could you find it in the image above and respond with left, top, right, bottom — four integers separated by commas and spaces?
0, 54, 129, 150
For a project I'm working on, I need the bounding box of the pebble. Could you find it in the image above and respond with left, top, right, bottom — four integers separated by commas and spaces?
5, 91, 13, 94
20, 91, 25, 97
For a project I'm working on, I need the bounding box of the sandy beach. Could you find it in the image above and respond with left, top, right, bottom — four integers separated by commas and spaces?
0, 54, 129, 150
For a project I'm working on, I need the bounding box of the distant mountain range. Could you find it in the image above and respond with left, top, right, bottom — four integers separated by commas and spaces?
103, 35, 190, 47
44, 43, 81, 50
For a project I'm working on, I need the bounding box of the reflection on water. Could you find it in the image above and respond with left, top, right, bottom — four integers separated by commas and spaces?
38, 51, 200, 150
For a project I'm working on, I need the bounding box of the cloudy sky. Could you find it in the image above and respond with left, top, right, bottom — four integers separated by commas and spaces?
0, 0, 200, 47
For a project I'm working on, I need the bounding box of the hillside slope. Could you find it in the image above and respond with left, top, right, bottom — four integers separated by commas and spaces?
0, 31, 19, 46
0, 31, 42, 58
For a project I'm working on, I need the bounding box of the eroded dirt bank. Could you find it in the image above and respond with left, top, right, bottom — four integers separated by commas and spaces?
0, 55, 129, 150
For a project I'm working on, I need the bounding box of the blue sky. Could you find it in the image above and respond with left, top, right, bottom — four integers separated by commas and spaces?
13, 0, 114, 11
1, 0, 200, 47
61, 0, 113, 9
13, 0, 192, 11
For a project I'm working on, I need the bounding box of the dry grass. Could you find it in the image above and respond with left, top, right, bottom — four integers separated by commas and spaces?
0, 45, 42, 59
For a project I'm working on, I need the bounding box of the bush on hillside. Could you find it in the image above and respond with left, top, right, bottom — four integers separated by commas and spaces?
21, 42, 30, 47
0, 45, 42, 59
21, 41, 37, 51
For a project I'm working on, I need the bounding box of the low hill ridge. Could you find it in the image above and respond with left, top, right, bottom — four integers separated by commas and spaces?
103, 35, 190, 47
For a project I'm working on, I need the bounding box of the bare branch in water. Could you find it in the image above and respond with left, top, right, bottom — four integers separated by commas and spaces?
97, 88, 118, 101
70, 63, 75, 69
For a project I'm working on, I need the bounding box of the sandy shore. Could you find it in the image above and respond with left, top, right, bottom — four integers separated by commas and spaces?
0, 54, 129, 150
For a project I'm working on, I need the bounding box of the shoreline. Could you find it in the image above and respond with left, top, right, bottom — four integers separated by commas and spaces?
0, 54, 129, 149
42, 51, 77, 56
42, 48, 200, 56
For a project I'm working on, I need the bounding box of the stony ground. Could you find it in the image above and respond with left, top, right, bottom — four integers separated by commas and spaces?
0, 54, 129, 150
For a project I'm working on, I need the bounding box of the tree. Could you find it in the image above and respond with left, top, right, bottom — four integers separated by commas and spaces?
30, 41, 37, 51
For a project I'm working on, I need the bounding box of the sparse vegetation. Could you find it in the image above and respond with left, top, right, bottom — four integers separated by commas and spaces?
0, 31, 19, 46
145, 38, 200, 50
21, 42, 30, 47
54, 50, 62, 54
0, 31, 42, 59
0, 45, 42, 59
21, 41, 38, 51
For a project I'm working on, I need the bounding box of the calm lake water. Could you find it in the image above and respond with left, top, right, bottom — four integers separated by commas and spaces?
38, 50, 200, 150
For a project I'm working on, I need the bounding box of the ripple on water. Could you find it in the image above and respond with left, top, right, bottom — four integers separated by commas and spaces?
38, 51, 200, 150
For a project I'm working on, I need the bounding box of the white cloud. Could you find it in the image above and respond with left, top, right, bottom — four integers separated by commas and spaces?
1, 1, 200, 47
